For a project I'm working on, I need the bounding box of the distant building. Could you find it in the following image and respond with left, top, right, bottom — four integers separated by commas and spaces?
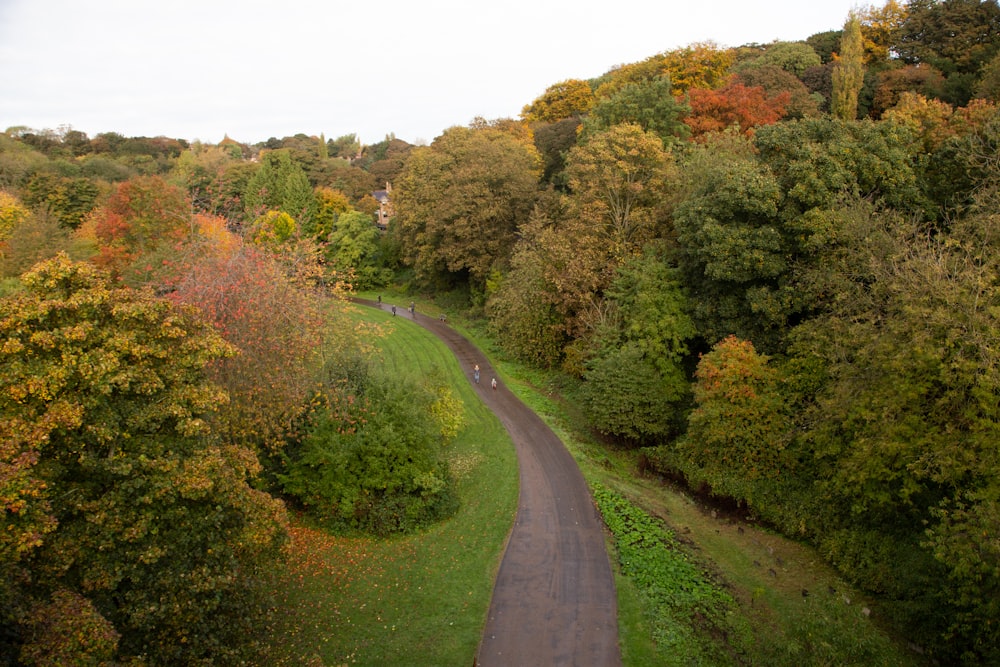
372, 182, 393, 230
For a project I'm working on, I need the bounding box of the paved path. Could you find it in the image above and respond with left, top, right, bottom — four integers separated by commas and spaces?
358, 301, 621, 666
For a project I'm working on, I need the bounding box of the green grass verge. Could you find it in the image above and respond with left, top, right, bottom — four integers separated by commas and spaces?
263, 303, 518, 666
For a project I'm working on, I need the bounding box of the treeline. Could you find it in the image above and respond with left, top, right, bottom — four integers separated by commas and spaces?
2, 0, 1000, 663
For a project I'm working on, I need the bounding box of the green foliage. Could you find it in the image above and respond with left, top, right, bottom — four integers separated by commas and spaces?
582, 76, 691, 146
280, 367, 460, 535
578, 254, 695, 442
784, 204, 1000, 662
673, 141, 788, 348
243, 149, 317, 226
754, 116, 924, 216
593, 484, 751, 665
21, 172, 102, 229
581, 342, 686, 442
0, 254, 288, 664
326, 209, 392, 289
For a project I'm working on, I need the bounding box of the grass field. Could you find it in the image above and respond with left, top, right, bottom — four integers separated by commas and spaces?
263, 302, 518, 666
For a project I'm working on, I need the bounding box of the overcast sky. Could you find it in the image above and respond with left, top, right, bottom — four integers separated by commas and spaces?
0, 0, 865, 146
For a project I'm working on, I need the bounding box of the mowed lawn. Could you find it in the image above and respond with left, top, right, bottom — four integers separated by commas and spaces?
263, 302, 519, 666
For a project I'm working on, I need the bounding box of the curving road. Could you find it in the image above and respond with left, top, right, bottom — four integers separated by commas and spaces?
359, 301, 621, 666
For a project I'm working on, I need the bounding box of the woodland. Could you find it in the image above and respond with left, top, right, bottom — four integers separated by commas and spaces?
2, 0, 1000, 664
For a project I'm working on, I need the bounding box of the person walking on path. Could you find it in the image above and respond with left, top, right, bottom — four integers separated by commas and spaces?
391, 305, 396, 316
409, 301, 416, 317
491, 377, 497, 391
474, 364, 481, 384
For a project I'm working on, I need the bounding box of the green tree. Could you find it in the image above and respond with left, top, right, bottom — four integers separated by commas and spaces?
326, 209, 389, 289
280, 367, 460, 535
755, 41, 822, 76
392, 125, 541, 290
0, 254, 287, 664
242, 149, 317, 228
672, 137, 787, 349
579, 253, 695, 442
582, 76, 691, 145
580, 342, 685, 442
21, 173, 102, 229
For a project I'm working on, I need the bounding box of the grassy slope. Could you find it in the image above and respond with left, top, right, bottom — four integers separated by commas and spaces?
264, 303, 518, 666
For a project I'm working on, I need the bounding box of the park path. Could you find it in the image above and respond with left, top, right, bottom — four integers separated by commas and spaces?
359, 300, 621, 666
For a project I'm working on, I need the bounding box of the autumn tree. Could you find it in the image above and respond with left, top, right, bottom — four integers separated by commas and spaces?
83, 174, 193, 285
684, 79, 791, 137
872, 64, 947, 115
0, 254, 287, 664
832, 12, 866, 120
596, 42, 732, 98
392, 124, 541, 290
670, 335, 790, 503
312, 186, 353, 239
0, 191, 29, 248
859, 0, 909, 63
564, 122, 673, 263
170, 245, 335, 455
735, 65, 822, 119
521, 79, 596, 123
488, 125, 674, 368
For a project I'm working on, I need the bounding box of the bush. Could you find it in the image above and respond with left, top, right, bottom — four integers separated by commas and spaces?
280, 368, 459, 535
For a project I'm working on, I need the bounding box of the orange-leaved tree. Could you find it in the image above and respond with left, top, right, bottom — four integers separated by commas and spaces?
684, 79, 791, 138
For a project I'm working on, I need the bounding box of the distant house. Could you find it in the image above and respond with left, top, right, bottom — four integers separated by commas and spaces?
372, 182, 393, 230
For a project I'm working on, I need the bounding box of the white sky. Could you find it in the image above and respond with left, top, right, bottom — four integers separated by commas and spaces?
0, 0, 864, 146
